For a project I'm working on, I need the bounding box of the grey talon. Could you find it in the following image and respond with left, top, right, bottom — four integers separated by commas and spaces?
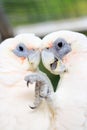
29, 105, 37, 109
39, 95, 45, 98
27, 80, 30, 87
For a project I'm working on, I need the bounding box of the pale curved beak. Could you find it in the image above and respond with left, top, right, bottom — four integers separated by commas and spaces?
51, 59, 67, 75
28, 50, 40, 70
41, 50, 55, 71
41, 50, 67, 75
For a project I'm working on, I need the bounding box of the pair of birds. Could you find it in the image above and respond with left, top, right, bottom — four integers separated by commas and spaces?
0, 30, 87, 130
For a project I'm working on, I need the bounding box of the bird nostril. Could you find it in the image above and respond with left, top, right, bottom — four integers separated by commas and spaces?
64, 68, 68, 73
30, 62, 33, 65
28, 59, 34, 65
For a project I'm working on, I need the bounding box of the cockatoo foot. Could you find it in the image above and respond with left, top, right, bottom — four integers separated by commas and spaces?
25, 73, 54, 109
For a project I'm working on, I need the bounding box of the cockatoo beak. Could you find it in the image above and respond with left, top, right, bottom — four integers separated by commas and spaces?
27, 50, 40, 71
41, 50, 67, 75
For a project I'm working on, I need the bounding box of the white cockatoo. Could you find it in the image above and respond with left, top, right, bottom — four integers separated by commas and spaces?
41, 30, 87, 130
0, 33, 54, 130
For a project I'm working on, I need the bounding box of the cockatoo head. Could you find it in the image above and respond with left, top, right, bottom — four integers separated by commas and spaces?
0, 33, 41, 73
41, 30, 87, 75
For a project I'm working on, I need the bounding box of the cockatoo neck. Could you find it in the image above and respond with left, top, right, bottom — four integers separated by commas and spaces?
63, 49, 87, 66
60, 50, 87, 80
55, 50, 87, 99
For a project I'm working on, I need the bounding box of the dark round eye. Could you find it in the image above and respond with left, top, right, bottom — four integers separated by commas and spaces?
46, 47, 49, 50
32, 49, 35, 51
18, 46, 24, 51
57, 42, 63, 48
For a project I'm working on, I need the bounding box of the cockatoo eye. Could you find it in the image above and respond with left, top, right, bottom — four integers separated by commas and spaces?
53, 38, 66, 51
32, 49, 35, 51
13, 43, 29, 57
57, 42, 63, 48
17, 44, 26, 52
52, 38, 72, 59
18, 45, 24, 52
46, 47, 49, 50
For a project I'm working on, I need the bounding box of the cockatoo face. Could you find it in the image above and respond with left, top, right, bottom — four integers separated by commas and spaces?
41, 30, 87, 75
41, 31, 71, 74
0, 33, 41, 72
41, 38, 71, 74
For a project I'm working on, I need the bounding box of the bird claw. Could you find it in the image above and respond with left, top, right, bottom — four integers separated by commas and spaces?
25, 73, 53, 109
39, 95, 45, 98
27, 80, 30, 87
29, 105, 37, 109
27, 80, 34, 87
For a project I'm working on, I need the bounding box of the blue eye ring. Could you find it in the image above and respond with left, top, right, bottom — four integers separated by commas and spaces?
13, 43, 29, 57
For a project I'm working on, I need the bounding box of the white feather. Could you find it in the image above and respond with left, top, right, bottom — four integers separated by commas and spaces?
42, 30, 87, 130
0, 34, 53, 130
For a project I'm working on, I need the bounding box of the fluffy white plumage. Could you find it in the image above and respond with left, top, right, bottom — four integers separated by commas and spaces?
0, 33, 53, 130
41, 30, 87, 130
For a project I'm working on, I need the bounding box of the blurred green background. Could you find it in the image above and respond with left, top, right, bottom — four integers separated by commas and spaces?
2, 0, 87, 26
0, 0, 87, 91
